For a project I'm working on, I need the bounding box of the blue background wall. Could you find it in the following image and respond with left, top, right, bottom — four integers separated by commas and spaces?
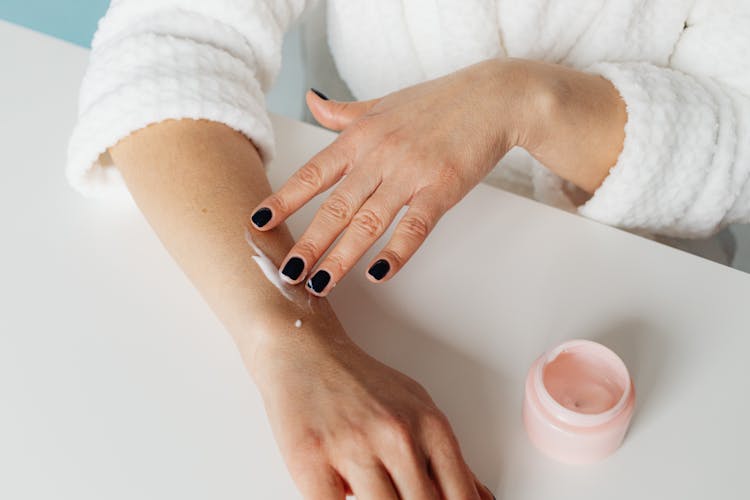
0, 0, 307, 118
0, 0, 109, 47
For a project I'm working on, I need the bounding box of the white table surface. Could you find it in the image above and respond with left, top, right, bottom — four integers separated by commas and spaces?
2, 20, 750, 500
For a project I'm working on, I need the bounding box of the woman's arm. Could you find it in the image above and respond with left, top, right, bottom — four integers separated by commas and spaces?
67, 2, 490, 496
110, 119, 305, 359
68, 0, 308, 198
250, 58, 626, 296
252, 7, 750, 292
577, 6, 750, 237
109, 119, 492, 500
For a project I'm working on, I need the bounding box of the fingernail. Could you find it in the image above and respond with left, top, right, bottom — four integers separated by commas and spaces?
310, 88, 329, 101
251, 207, 272, 228
281, 257, 305, 281
367, 259, 390, 281
307, 270, 331, 294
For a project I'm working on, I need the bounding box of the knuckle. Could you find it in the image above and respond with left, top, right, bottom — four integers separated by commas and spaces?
323, 252, 346, 276
335, 101, 353, 116
338, 426, 372, 464
377, 414, 417, 457
294, 239, 320, 259
288, 433, 326, 472
265, 193, 289, 214
377, 130, 405, 156
380, 414, 415, 449
437, 162, 460, 187
320, 193, 354, 223
351, 208, 386, 238
295, 430, 325, 455
380, 248, 404, 270
349, 114, 375, 136
379, 129, 403, 151
432, 433, 460, 459
422, 409, 451, 434
400, 213, 432, 241
294, 161, 325, 190
347, 425, 370, 449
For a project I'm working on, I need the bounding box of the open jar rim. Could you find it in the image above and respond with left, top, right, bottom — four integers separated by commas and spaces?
533, 339, 632, 428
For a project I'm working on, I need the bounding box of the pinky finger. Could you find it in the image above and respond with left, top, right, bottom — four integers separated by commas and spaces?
365, 189, 446, 283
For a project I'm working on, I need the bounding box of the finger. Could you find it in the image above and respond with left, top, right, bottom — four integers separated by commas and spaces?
279, 168, 381, 285
473, 474, 495, 500
291, 463, 347, 500
339, 460, 399, 500
379, 436, 439, 500
307, 89, 380, 131
305, 184, 408, 296
365, 188, 446, 283
423, 415, 480, 500
250, 144, 350, 231
468, 469, 495, 500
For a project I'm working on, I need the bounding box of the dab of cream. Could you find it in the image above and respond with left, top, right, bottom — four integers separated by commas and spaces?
294, 319, 302, 328
244, 228, 297, 302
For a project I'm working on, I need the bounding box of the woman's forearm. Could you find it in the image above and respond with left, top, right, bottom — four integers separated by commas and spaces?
109, 119, 336, 374
109, 120, 491, 499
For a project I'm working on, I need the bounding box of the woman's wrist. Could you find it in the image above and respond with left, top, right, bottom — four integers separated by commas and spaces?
479, 58, 556, 152
109, 119, 355, 385
503, 58, 627, 193
233, 297, 351, 382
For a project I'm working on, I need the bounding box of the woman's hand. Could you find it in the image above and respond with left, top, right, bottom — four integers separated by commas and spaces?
249, 313, 493, 500
110, 118, 493, 498
251, 59, 524, 296
250, 58, 625, 296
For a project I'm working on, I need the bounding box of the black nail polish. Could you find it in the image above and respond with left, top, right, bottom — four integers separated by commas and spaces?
307, 270, 331, 294
251, 207, 272, 228
281, 257, 305, 281
310, 88, 329, 101
367, 259, 390, 281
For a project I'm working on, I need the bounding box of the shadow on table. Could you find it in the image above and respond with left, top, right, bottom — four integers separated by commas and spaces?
333, 278, 679, 497
332, 281, 512, 493
594, 318, 672, 434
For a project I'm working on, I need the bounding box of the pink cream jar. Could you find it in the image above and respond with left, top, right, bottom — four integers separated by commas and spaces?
523, 339, 635, 464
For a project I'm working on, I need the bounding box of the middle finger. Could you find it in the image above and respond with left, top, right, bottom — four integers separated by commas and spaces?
279, 167, 381, 284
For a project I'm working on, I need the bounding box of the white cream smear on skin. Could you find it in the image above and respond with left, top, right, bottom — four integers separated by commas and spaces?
244, 228, 311, 321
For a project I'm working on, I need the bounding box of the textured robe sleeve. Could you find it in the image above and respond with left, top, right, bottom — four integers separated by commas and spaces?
67, 0, 315, 199
580, 3, 750, 237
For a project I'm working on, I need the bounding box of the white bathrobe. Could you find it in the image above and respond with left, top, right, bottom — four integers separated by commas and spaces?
68, 0, 750, 239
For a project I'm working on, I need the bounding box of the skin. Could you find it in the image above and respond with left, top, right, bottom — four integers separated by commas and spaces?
252, 58, 626, 296
109, 57, 625, 499
109, 120, 492, 500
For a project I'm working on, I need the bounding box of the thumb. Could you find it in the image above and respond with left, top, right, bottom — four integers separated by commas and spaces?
306, 88, 379, 131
